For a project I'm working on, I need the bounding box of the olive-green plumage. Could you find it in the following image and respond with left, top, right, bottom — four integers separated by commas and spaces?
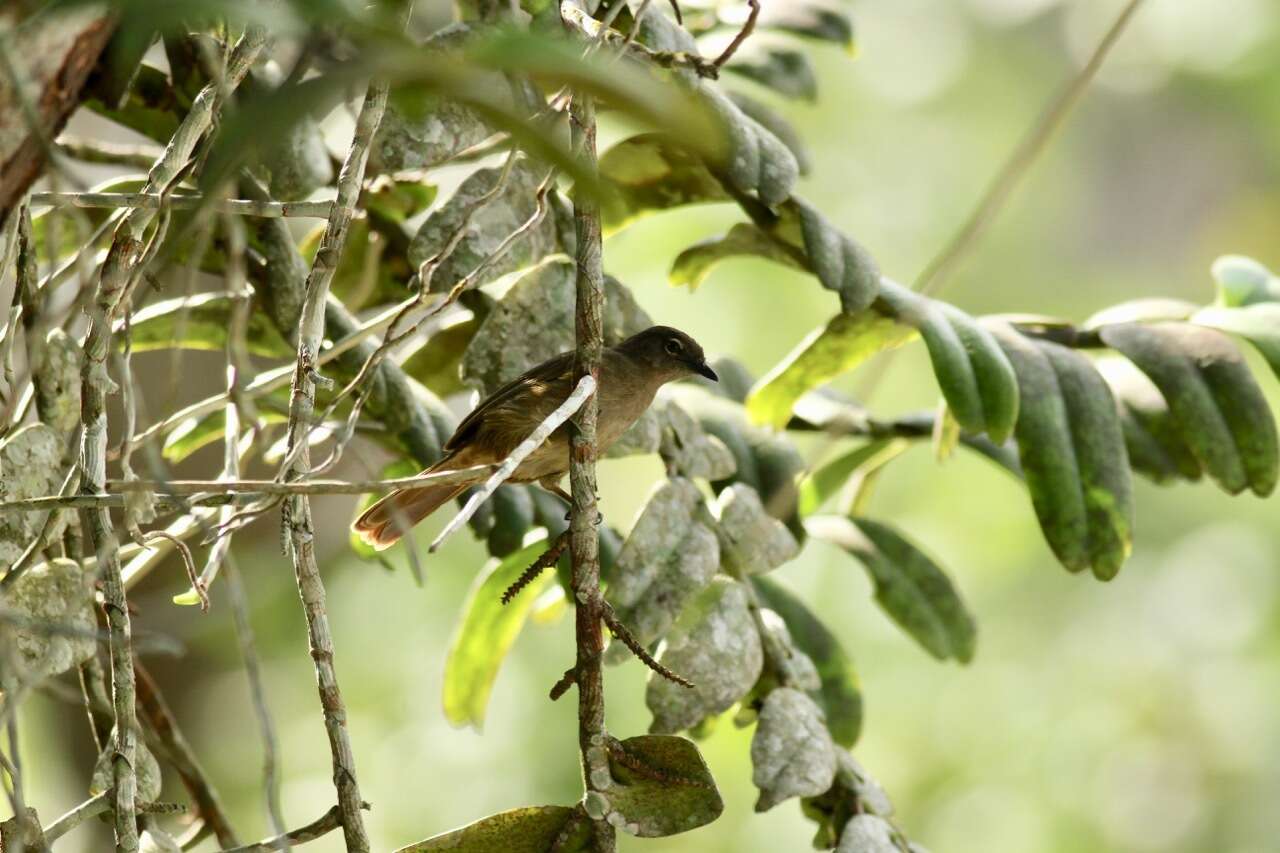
352, 326, 717, 549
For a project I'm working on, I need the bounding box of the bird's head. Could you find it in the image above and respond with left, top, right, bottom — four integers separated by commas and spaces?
618, 326, 718, 383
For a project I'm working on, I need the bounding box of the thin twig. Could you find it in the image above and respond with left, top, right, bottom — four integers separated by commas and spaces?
601, 601, 693, 688
502, 531, 571, 604
428, 374, 597, 553
913, 0, 1147, 295
216, 803, 368, 853
713, 0, 760, 69
29, 192, 333, 219
225, 557, 289, 847
277, 70, 390, 853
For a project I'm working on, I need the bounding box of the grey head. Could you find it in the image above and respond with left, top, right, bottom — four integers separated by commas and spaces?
615, 325, 719, 383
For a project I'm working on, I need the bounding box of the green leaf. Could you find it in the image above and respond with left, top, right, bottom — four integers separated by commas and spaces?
797, 439, 909, 517
807, 516, 976, 663
753, 577, 863, 747
395, 805, 591, 853
300, 218, 408, 311
1193, 303, 1280, 382
122, 292, 293, 357
83, 62, 183, 143
726, 92, 812, 175
1100, 322, 1278, 496
747, 313, 914, 430
723, 43, 819, 101
1211, 254, 1280, 307
990, 325, 1134, 579
443, 538, 557, 729
400, 312, 480, 397
669, 223, 800, 290
606, 735, 724, 836
879, 280, 1020, 444
162, 406, 288, 465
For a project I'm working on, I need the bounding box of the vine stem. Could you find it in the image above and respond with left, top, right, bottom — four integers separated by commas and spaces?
278, 76, 390, 853
568, 91, 615, 852
913, 0, 1147, 296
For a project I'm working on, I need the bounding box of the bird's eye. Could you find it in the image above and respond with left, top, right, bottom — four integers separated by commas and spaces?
664, 338, 683, 356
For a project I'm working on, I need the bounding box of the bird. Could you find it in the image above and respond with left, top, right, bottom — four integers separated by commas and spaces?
352, 325, 718, 549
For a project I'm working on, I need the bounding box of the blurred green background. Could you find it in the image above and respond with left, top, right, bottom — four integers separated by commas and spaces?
16, 0, 1280, 850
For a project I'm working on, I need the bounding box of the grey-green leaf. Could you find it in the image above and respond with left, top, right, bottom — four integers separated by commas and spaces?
657, 402, 738, 480
1193, 303, 1280, 382
1211, 254, 1280, 308
0, 425, 70, 576
713, 484, 799, 574
4, 559, 95, 683
606, 478, 720, 656
751, 688, 838, 812
724, 43, 819, 101
647, 578, 764, 733
807, 516, 975, 662
837, 815, 900, 853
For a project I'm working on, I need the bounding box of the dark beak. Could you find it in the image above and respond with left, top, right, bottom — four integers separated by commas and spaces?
692, 360, 718, 382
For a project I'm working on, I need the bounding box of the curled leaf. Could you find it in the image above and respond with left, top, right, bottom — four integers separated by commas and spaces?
1095, 357, 1201, 484
657, 402, 737, 480
123, 292, 292, 357
1100, 322, 1277, 496
879, 280, 1019, 443
0, 425, 69, 575
836, 815, 900, 853
4, 559, 95, 682
1193, 303, 1280, 382
1211, 254, 1280, 307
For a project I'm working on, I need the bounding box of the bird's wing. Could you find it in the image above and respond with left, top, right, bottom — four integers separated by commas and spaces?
443, 351, 577, 456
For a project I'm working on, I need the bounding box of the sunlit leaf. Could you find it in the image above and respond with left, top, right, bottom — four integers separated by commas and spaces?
1083, 298, 1198, 328
443, 538, 557, 729
807, 516, 976, 662
1211, 254, 1280, 308
669, 223, 798, 290
600, 134, 729, 233
747, 313, 913, 430
1100, 322, 1277, 497
797, 439, 908, 517
122, 292, 293, 357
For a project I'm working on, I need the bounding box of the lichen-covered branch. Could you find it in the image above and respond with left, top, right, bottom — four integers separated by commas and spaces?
278, 75, 390, 853
567, 91, 615, 852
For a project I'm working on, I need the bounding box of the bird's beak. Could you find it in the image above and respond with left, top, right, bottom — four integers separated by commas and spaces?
692, 361, 718, 382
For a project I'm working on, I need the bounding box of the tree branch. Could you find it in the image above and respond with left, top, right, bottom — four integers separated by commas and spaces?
29, 192, 334, 218
567, 90, 615, 852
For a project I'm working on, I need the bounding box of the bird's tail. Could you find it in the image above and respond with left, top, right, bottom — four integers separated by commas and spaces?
351, 482, 466, 551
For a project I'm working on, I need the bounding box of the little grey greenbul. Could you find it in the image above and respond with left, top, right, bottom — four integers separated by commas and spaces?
352, 325, 717, 549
